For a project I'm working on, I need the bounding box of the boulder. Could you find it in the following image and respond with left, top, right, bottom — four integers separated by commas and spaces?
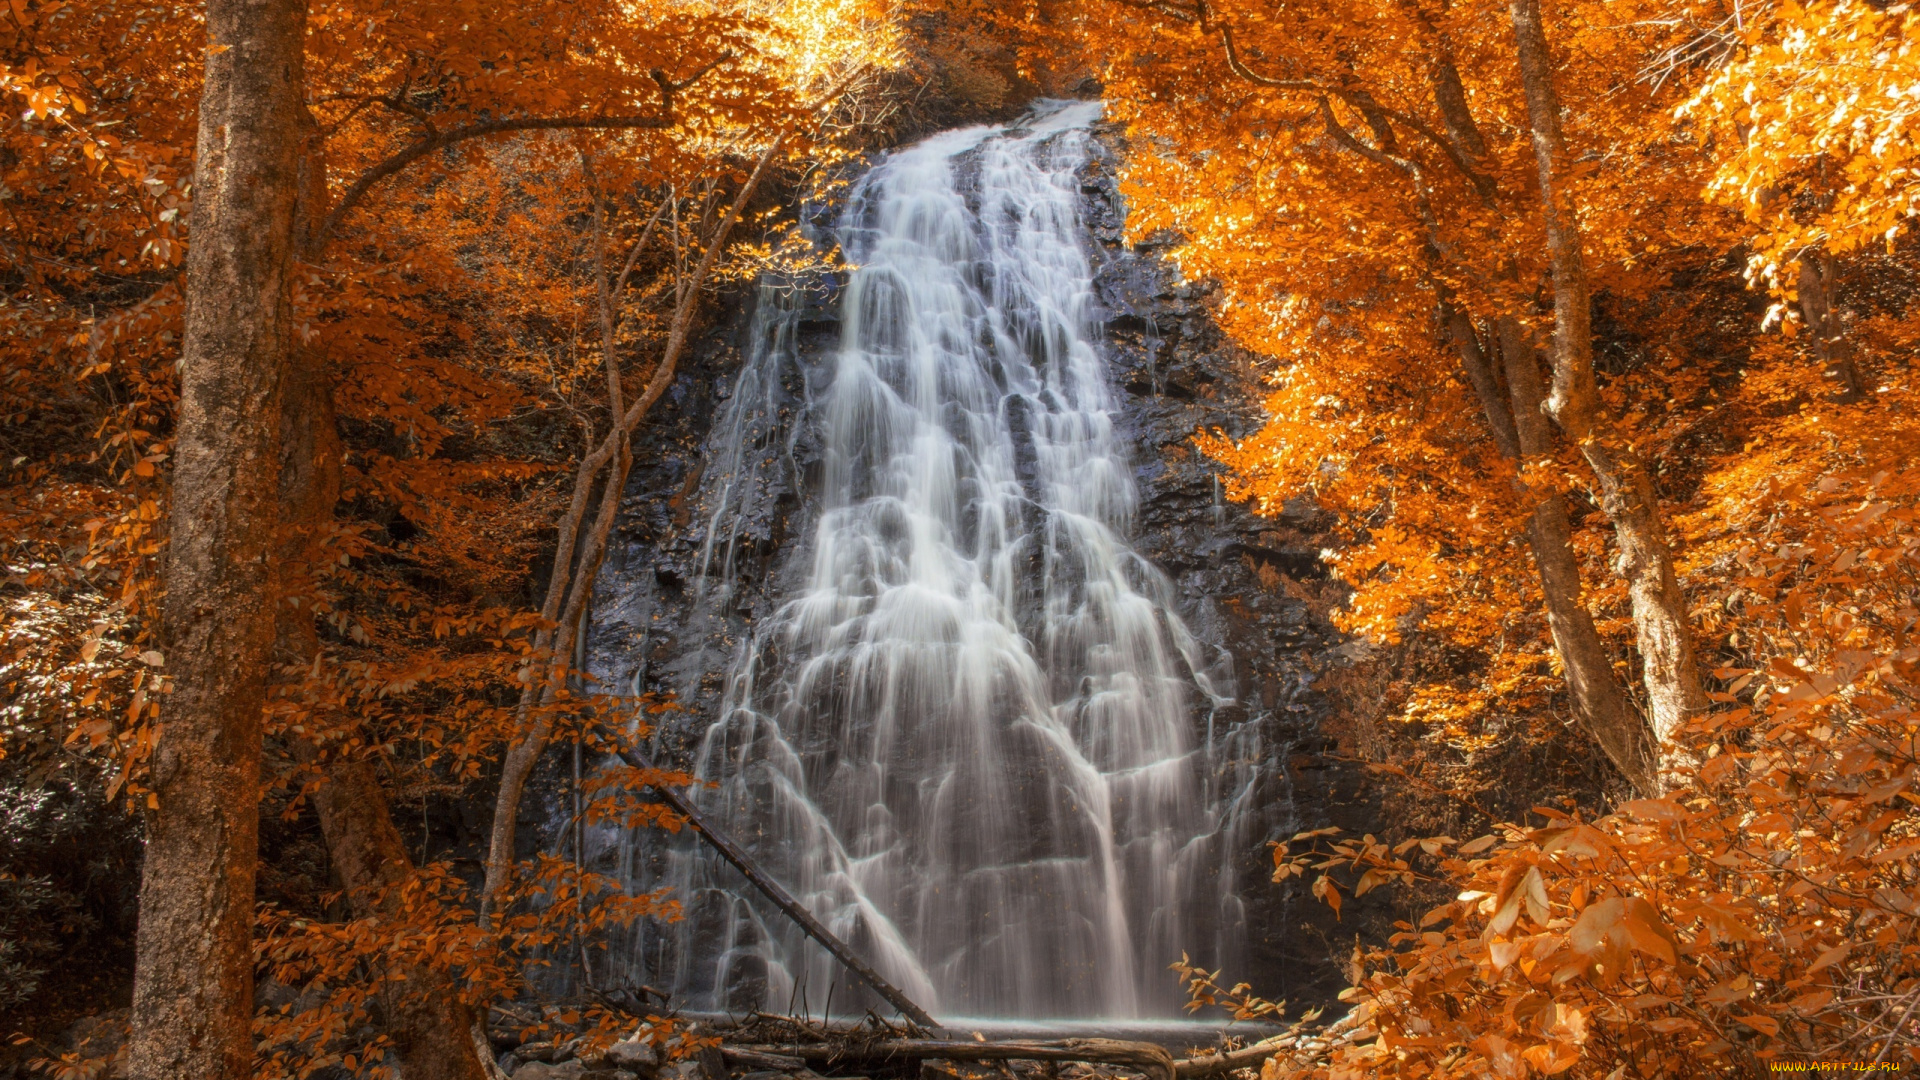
606, 1037, 659, 1071
515, 1062, 587, 1080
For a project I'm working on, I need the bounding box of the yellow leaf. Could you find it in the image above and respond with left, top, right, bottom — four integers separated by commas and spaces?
1522, 866, 1551, 925
1488, 939, 1521, 971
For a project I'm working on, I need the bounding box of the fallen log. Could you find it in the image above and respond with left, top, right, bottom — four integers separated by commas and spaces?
1171, 1036, 1297, 1078
721, 1048, 809, 1072
1178, 1013, 1365, 1078
740, 1039, 1176, 1080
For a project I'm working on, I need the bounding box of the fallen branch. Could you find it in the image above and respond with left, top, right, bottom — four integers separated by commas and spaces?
611, 743, 940, 1030
1211, 1013, 1367, 1078
720, 1048, 808, 1071
1171, 1035, 1298, 1077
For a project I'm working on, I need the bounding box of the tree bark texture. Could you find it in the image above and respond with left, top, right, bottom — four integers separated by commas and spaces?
1507, 0, 1708, 755
1796, 249, 1868, 402
1493, 320, 1659, 791
129, 1, 307, 1079
1447, 310, 1658, 791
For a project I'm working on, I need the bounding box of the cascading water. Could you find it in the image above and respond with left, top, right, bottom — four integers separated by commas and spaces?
603, 101, 1258, 1021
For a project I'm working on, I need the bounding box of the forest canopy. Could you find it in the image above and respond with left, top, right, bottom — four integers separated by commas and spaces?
2, 0, 1917, 1077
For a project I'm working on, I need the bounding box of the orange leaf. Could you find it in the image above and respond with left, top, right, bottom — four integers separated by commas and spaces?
1735, 1014, 1779, 1037
1806, 942, 1850, 974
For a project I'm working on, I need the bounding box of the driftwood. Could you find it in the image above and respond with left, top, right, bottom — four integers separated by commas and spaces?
612, 744, 940, 1029
720, 1048, 809, 1072
738, 1039, 1176, 1080
1178, 1014, 1368, 1079
1171, 1036, 1296, 1078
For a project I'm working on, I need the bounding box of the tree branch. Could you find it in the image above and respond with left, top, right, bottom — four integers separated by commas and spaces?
1217, 22, 1324, 90
320, 113, 677, 245
318, 53, 739, 247
1317, 95, 1408, 175
579, 150, 625, 422
1382, 104, 1497, 204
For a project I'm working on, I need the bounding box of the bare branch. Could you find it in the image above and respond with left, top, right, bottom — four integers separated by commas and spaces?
318, 54, 741, 247
320, 112, 678, 246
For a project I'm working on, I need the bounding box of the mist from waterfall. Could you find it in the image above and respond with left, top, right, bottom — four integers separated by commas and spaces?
606, 101, 1254, 1021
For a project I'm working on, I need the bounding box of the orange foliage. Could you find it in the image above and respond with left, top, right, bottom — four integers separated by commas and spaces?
1260, 428, 1920, 1071
8, 0, 1918, 1070
1685, 0, 1920, 286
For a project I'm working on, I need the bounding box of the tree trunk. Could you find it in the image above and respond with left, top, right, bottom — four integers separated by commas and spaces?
310, 757, 494, 1080
128, 2, 307, 1078
1796, 249, 1868, 402
1507, 0, 1708, 757
1446, 308, 1658, 791
1493, 319, 1658, 791
1445, 306, 1519, 457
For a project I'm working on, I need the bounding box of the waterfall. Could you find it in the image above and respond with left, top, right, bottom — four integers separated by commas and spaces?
606, 101, 1250, 1021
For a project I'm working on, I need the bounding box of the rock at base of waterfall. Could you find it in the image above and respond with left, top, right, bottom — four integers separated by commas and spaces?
515, 1061, 641, 1080
607, 1036, 660, 1071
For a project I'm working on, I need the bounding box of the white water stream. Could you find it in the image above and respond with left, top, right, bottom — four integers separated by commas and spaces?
608, 102, 1249, 1020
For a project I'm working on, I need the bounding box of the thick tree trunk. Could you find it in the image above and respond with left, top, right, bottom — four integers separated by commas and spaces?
1796, 250, 1868, 402
1507, 0, 1708, 757
128, 2, 308, 1079
1446, 309, 1658, 791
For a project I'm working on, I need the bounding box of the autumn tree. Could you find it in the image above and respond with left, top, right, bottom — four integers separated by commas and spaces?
1506, 0, 1709, 773
125, 2, 309, 1078
1682, 0, 1920, 401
